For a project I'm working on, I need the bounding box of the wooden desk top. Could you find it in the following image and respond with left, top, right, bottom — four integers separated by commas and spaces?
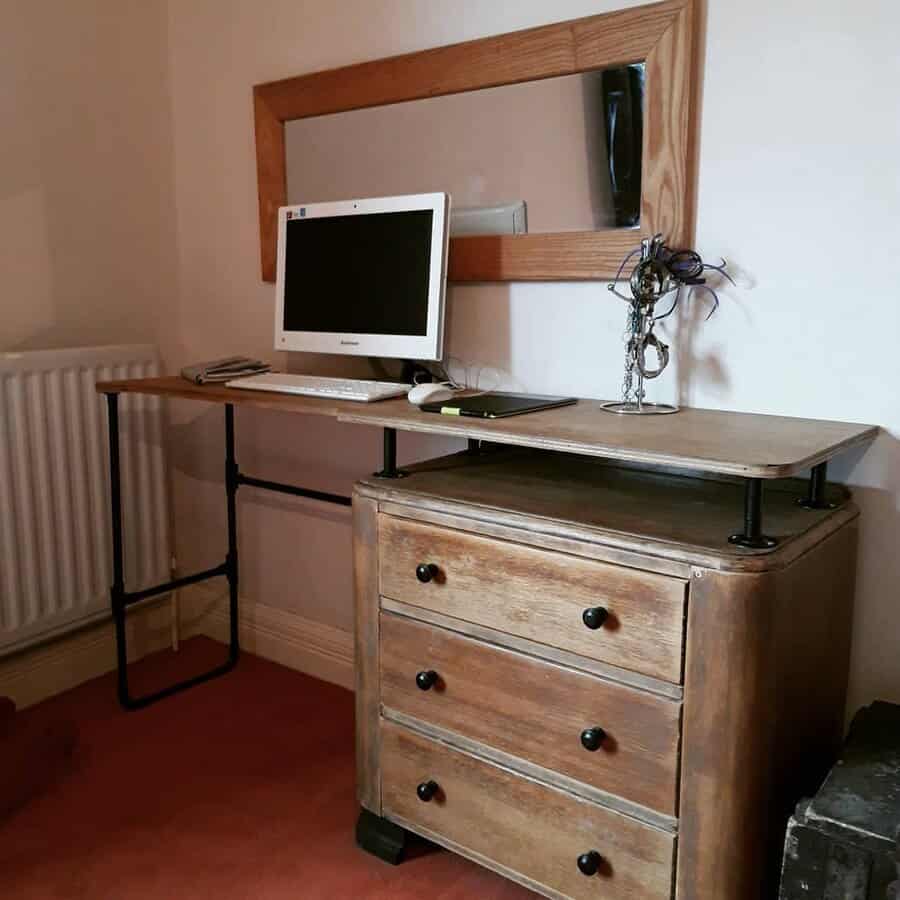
95, 375, 372, 418
96, 375, 878, 479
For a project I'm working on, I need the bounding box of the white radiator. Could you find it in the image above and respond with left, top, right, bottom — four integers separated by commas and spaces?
0, 345, 170, 656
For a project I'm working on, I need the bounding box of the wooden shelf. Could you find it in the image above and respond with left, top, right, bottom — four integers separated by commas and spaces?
94, 375, 369, 418
96, 376, 878, 479
357, 449, 855, 568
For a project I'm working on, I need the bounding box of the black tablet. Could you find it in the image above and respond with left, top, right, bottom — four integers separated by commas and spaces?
419, 392, 577, 419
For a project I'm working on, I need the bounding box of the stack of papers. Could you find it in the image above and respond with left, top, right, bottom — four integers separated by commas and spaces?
180, 357, 271, 385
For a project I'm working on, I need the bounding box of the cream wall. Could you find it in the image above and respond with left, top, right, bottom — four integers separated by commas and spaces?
0, 0, 177, 352
162, 0, 900, 716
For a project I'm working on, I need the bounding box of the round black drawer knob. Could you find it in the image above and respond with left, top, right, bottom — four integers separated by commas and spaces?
582, 606, 609, 630
416, 670, 439, 691
416, 780, 439, 802
580, 727, 607, 752
577, 850, 603, 876
416, 563, 439, 583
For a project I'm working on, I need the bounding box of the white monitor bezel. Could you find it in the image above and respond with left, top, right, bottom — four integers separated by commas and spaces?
274, 192, 450, 361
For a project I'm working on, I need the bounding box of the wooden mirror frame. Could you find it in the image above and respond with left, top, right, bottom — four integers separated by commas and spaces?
253, 0, 699, 283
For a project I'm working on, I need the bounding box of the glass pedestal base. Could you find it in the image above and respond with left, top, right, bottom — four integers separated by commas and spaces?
600, 401, 679, 415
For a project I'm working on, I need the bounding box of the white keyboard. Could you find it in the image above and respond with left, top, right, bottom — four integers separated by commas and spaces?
225, 373, 411, 402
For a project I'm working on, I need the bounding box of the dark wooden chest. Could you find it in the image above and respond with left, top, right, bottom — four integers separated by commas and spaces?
780, 701, 900, 899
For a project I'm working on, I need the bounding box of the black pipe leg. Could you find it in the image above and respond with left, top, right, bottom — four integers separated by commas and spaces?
729, 478, 778, 549
106, 396, 240, 711
797, 462, 835, 510
225, 404, 241, 663
374, 427, 406, 479
108, 391, 141, 707
106, 394, 130, 706
107, 395, 125, 594
113, 601, 129, 705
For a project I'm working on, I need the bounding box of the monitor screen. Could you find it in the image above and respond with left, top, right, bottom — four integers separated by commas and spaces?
282, 210, 433, 336
275, 193, 449, 361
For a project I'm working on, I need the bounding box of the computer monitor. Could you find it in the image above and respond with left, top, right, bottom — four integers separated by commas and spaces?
274, 193, 450, 361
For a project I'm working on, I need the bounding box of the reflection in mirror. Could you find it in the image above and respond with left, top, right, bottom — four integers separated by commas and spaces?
285, 63, 644, 236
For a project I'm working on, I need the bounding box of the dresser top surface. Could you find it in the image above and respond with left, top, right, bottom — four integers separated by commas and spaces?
358, 450, 856, 570
341, 398, 877, 478
96, 376, 877, 478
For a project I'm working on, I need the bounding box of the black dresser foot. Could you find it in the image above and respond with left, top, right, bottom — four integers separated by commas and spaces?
356, 808, 408, 865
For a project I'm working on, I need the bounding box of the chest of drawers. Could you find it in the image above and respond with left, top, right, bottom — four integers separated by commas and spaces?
353, 449, 859, 899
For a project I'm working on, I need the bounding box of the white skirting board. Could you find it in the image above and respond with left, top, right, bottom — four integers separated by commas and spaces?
0, 587, 354, 708
179, 583, 355, 691
0, 595, 179, 709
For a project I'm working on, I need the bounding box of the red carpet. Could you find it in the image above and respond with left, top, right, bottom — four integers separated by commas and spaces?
0, 637, 533, 899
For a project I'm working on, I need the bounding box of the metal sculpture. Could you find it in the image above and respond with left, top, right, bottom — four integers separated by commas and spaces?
602, 233, 731, 414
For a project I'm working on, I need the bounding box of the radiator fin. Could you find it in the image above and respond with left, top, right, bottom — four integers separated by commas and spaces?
0, 346, 169, 654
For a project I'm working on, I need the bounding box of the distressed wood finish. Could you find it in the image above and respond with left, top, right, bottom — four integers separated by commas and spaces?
381, 721, 676, 900
364, 451, 861, 568
380, 612, 681, 815
94, 375, 368, 418
380, 596, 684, 701
253, 0, 700, 282
384, 708, 678, 834
355, 449, 863, 899
378, 499, 693, 579
378, 515, 687, 683
342, 401, 878, 479
95, 377, 878, 481
352, 493, 381, 813
676, 524, 858, 899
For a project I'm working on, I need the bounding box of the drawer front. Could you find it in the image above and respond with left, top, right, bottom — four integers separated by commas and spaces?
378, 515, 687, 683
381, 612, 680, 816
381, 721, 675, 900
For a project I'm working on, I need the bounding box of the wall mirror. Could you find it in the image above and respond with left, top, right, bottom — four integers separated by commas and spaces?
285, 64, 645, 236
254, 0, 698, 282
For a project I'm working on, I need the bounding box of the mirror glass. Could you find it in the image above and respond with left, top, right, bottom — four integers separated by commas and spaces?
285, 63, 645, 236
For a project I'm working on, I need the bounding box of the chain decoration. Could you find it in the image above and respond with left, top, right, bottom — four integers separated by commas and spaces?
605, 233, 732, 414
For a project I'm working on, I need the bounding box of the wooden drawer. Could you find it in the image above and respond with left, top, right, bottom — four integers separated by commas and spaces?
381, 721, 675, 900
380, 612, 680, 816
378, 515, 687, 683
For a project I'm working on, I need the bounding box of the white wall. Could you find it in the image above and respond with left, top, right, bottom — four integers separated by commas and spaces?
0, 0, 177, 352
163, 0, 900, 714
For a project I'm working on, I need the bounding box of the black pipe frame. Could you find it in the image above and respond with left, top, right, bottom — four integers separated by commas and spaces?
373, 427, 405, 478
105, 398, 363, 711
728, 477, 779, 549
238, 473, 352, 507
729, 461, 839, 549
109, 396, 837, 707
797, 461, 834, 510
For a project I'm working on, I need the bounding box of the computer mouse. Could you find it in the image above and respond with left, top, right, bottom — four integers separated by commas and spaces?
408, 382, 456, 405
